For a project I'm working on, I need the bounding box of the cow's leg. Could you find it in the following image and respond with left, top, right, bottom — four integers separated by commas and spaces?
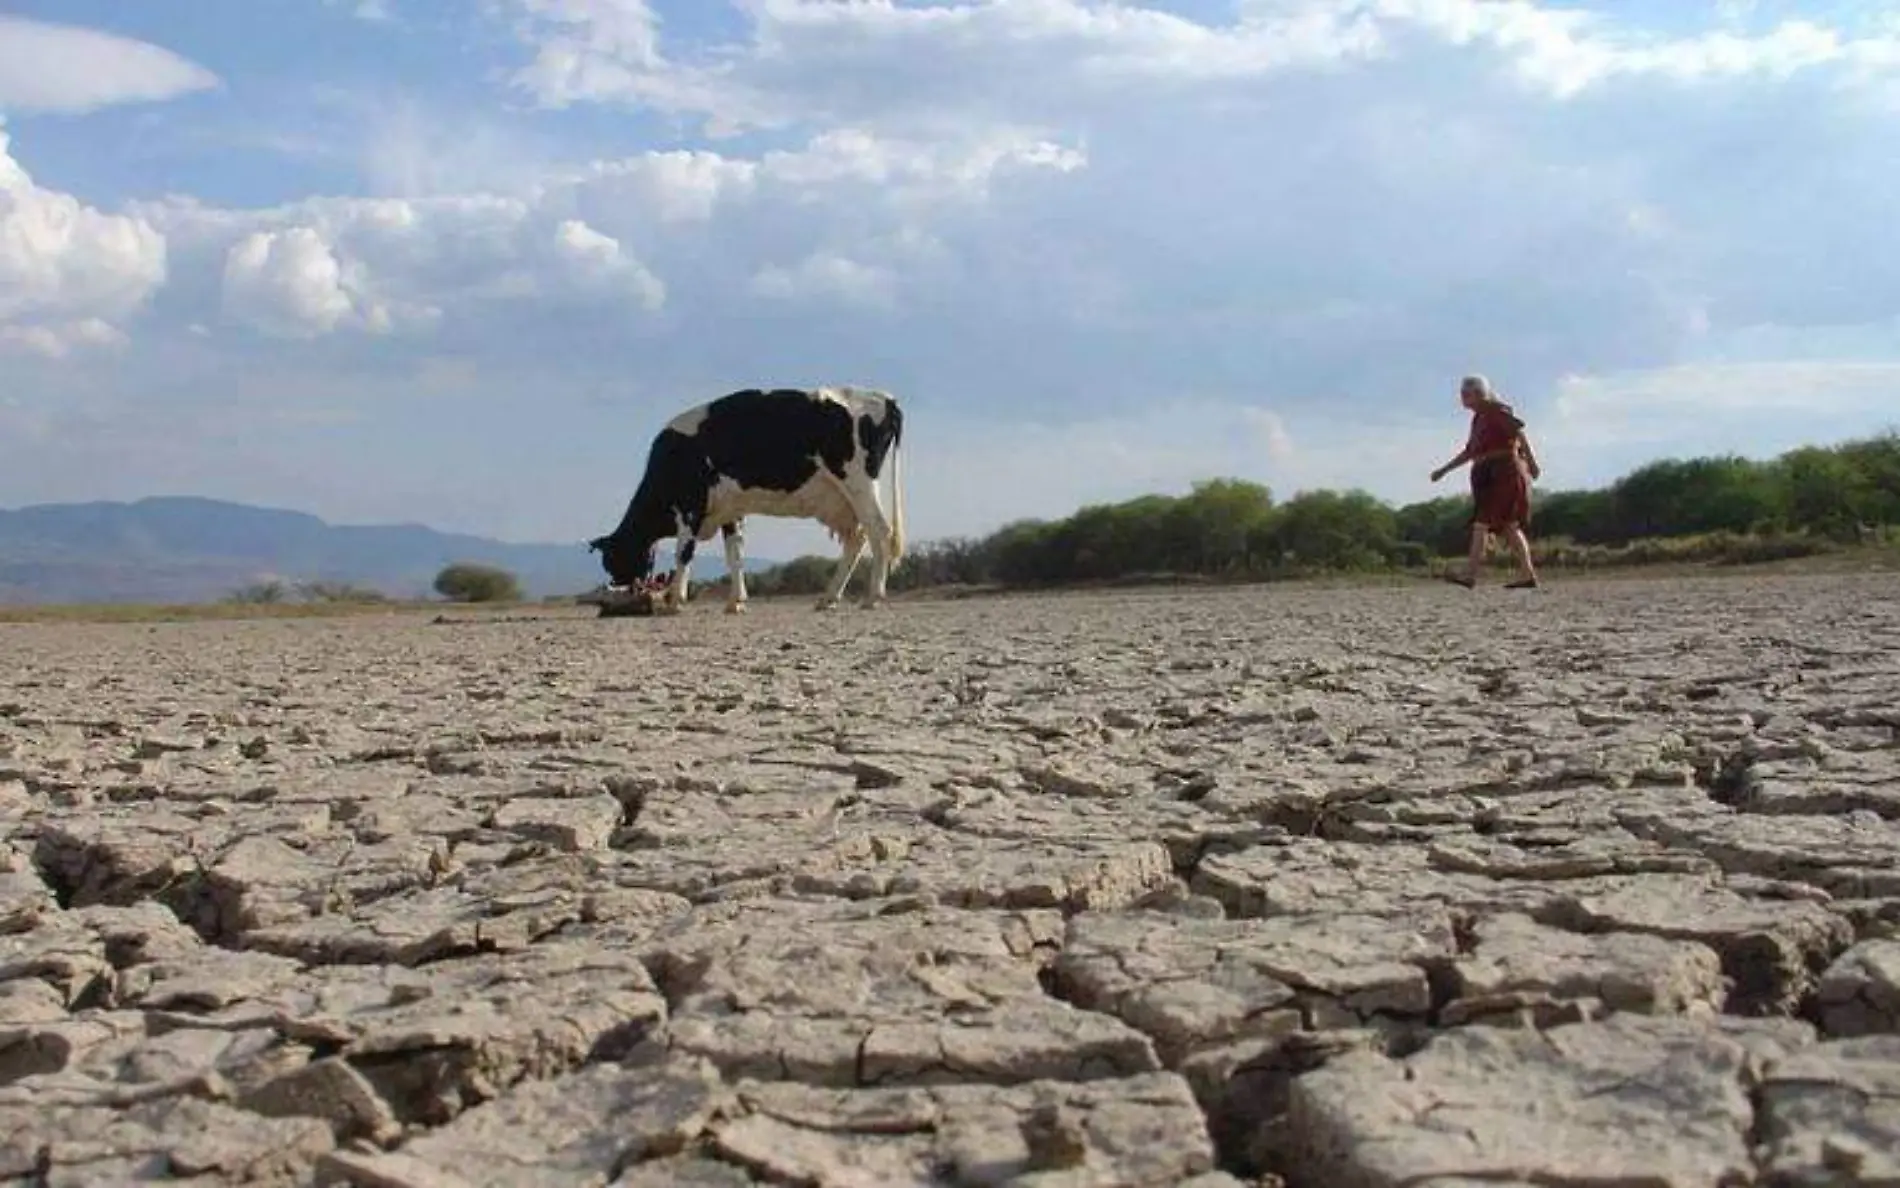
721, 521, 747, 614
839, 483, 895, 609
661, 533, 696, 614
815, 527, 866, 611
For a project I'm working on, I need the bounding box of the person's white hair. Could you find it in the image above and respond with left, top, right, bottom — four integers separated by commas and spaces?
1461, 374, 1495, 399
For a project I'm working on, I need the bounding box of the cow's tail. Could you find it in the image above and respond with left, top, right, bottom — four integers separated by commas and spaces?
886, 398, 906, 564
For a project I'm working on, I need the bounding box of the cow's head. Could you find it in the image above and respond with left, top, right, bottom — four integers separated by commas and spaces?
589, 497, 676, 588
587, 531, 658, 588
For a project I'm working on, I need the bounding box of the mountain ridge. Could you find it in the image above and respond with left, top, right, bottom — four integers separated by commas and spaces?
0, 496, 773, 605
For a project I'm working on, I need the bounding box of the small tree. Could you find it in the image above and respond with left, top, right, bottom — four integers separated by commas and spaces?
225, 580, 287, 605
433, 562, 523, 603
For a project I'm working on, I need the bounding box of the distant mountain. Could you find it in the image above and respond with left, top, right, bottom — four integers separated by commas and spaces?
0, 496, 778, 605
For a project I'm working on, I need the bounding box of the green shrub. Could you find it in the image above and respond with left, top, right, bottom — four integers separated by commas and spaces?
433, 562, 523, 603
736, 429, 1899, 596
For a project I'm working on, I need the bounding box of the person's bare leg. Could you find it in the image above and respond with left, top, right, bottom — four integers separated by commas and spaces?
1465, 524, 1487, 584
1505, 526, 1538, 586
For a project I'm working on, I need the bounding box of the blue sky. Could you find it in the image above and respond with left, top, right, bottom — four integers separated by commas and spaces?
3, 1, 1898, 557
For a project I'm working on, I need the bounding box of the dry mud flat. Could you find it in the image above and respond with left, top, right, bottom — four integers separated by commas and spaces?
3, 572, 1899, 1187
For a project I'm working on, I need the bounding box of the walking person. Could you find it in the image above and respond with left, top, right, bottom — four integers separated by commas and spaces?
1430, 374, 1542, 589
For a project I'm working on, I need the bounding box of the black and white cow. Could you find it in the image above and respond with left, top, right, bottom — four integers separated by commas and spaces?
589, 386, 906, 614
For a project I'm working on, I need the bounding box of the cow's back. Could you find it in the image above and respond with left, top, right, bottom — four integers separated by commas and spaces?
677, 389, 848, 487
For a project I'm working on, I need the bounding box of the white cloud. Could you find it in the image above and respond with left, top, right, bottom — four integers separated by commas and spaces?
0, 318, 129, 360
0, 126, 167, 346
750, 252, 895, 308
127, 121, 1078, 347
542, 125, 1081, 230
756, 127, 1086, 201
221, 226, 378, 338
498, 0, 1900, 136
158, 191, 682, 338
1551, 359, 1900, 430
503, 0, 1391, 130
0, 16, 218, 115
1367, 1, 1898, 97
550, 218, 666, 309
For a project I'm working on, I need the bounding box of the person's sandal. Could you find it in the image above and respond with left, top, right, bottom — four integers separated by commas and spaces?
1442, 573, 1475, 589
1505, 578, 1540, 589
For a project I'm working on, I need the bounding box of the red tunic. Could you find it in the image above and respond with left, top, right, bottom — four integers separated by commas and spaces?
1465, 402, 1531, 530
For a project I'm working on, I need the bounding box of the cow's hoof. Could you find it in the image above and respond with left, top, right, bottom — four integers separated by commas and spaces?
725, 601, 748, 615
857, 598, 887, 610
654, 600, 684, 617
813, 599, 840, 612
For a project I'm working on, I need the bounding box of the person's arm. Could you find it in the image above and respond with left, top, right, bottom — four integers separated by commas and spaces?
1431, 443, 1473, 482
1519, 434, 1541, 481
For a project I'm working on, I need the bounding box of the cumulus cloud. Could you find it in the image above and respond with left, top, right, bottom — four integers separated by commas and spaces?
221, 226, 379, 338
755, 128, 1086, 201
0, 318, 129, 360
550, 218, 666, 309
0, 15, 218, 114
558, 149, 753, 224
750, 253, 896, 308
507, 0, 741, 121
0, 126, 166, 352
151, 191, 679, 341
126, 121, 1078, 350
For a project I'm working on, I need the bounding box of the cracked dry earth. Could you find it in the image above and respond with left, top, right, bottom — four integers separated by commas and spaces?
4, 574, 1899, 1188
